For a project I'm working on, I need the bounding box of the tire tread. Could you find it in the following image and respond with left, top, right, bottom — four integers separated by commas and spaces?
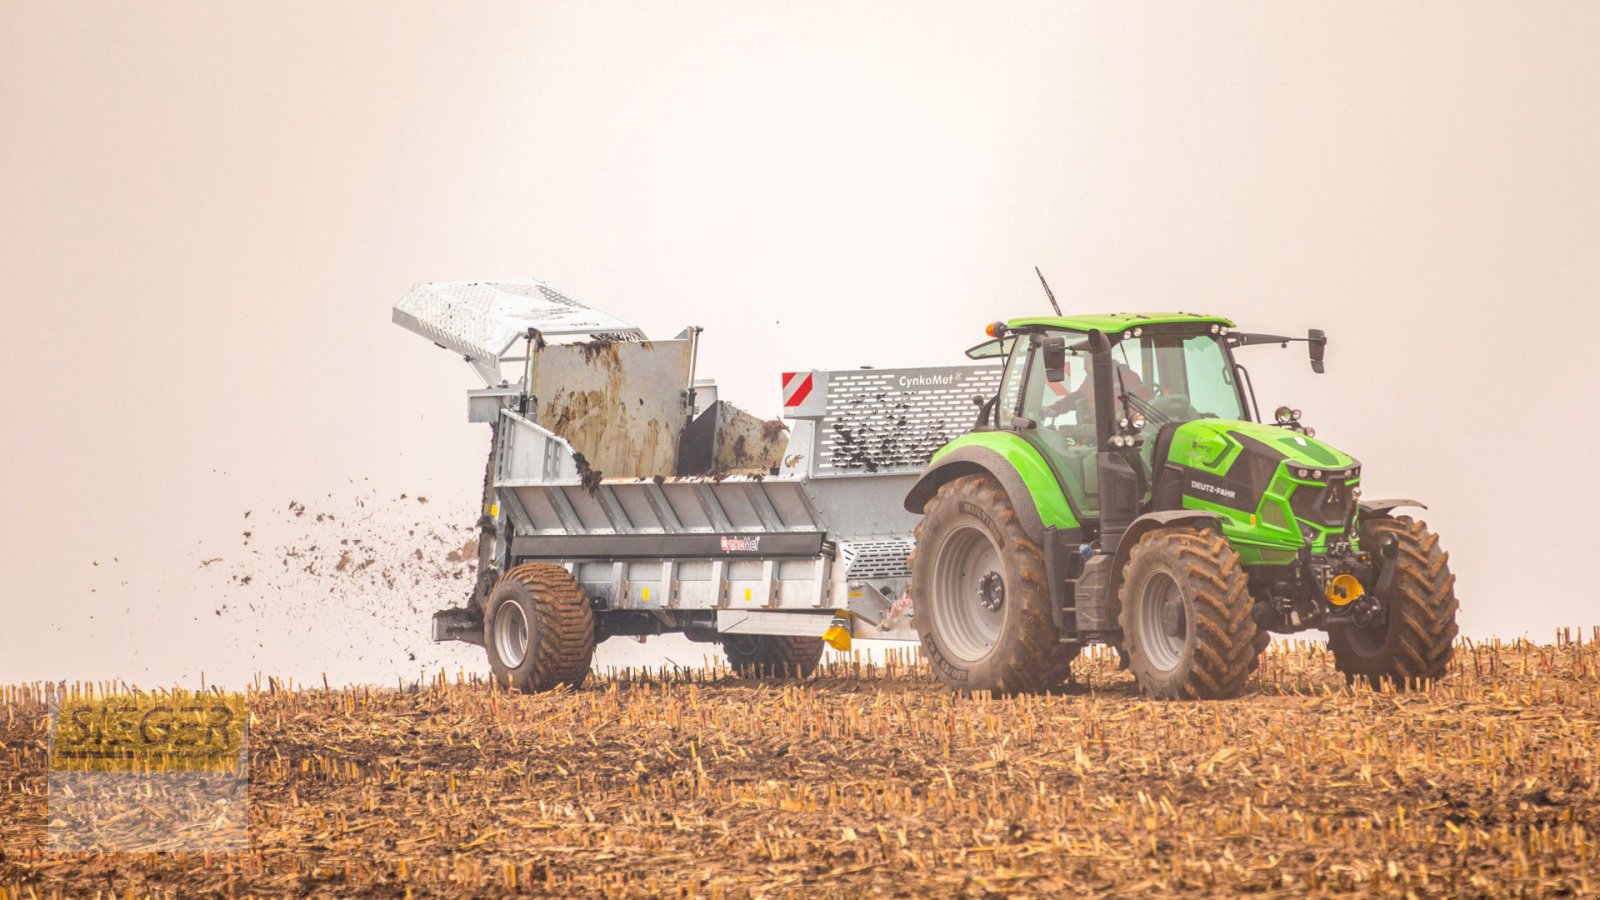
489, 563, 595, 691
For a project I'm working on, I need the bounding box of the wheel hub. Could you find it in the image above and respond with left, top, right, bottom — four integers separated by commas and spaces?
1160, 597, 1186, 638
977, 571, 1006, 612
1136, 570, 1188, 673
930, 525, 1007, 664
493, 601, 530, 668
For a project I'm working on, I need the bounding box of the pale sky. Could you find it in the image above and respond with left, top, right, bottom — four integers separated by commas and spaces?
3, 1, 1598, 687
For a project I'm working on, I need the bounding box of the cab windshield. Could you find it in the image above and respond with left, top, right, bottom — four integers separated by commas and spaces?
1022, 329, 1244, 434
1106, 330, 1245, 424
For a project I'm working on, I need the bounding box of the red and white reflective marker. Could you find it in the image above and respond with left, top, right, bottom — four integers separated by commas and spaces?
782, 372, 814, 408
781, 371, 827, 417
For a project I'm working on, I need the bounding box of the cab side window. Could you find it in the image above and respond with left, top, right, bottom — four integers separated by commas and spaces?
1017, 338, 1100, 516
996, 335, 1032, 422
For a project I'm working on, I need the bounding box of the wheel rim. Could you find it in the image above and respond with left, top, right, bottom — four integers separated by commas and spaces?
931, 524, 1006, 663
493, 601, 530, 668
1136, 571, 1187, 672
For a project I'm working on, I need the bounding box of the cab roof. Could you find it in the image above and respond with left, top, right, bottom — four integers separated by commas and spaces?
1007, 312, 1235, 334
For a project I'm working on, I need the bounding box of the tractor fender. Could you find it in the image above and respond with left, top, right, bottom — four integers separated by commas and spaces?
904, 445, 1049, 544
1359, 498, 1427, 518
1108, 509, 1225, 602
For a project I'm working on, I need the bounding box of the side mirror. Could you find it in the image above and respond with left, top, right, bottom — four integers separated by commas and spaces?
1308, 328, 1327, 374
1041, 336, 1067, 383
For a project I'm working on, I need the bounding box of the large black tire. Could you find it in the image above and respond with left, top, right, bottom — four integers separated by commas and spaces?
1118, 527, 1259, 699
721, 635, 824, 678
1328, 515, 1458, 689
909, 474, 1076, 694
483, 563, 595, 692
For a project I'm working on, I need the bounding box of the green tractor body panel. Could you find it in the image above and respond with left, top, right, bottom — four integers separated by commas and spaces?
1162, 418, 1360, 564
925, 431, 1081, 532
1007, 312, 1235, 335
924, 418, 1362, 564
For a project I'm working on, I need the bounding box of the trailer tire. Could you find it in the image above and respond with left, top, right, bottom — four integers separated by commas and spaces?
1329, 515, 1457, 689
482, 563, 595, 692
909, 474, 1076, 694
721, 635, 824, 678
1118, 527, 1259, 700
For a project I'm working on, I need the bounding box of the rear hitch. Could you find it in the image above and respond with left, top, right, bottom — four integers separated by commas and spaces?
432, 607, 484, 645
1350, 595, 1383, 628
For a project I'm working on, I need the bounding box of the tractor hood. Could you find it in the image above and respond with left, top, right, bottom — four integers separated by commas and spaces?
1161, 418, 1362, 558
1167, 419, 1358, 476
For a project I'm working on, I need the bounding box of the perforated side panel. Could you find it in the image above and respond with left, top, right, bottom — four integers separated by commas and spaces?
840, 539, 914, 580
818, 366, 1003, 474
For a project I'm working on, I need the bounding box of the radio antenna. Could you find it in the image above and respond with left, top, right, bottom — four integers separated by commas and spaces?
1034, 266, 1063, 317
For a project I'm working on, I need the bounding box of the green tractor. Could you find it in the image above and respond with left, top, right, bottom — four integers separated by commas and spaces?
905, 311, 1458, 697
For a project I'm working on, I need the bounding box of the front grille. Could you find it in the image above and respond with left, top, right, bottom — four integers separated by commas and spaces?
1289, 480, 1357, 528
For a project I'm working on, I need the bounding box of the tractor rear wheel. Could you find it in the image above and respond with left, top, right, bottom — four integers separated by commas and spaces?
909, 474, 1076, 694
721, 635, 824, 678
1329, 515, 1457, 689
483, 563, 595, 692
1118, 527, 1259, 699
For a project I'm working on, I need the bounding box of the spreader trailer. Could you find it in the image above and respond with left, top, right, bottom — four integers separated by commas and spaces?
396, 280, 995, 687
398, 278, 1458, 696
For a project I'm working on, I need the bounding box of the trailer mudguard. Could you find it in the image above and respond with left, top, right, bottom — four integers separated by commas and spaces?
904, 433, 1079, 544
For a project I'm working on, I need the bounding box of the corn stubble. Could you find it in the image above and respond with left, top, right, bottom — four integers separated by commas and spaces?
4, 633, 1600, 897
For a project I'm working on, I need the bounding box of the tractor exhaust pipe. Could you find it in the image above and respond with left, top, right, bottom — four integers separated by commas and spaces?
1088, 329, 1139, 554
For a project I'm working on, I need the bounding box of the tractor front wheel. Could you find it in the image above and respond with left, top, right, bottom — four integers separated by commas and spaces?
1118, 527, 1259, 699
909, 474, 1076, 694
1328, 515, 1457, 689
483, 563, 596, 692
721, 635, 825, 678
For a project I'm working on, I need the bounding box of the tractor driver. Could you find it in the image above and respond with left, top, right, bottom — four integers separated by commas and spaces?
1043, 358, 1154, 429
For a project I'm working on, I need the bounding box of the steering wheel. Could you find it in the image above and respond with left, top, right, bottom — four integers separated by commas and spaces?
1148, 393, 1197, 420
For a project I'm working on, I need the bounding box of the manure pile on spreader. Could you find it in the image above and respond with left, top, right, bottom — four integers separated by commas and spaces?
4, 636, 1600, 897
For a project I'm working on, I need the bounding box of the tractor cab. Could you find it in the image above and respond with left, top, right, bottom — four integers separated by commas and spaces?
983, 316, 1246, 521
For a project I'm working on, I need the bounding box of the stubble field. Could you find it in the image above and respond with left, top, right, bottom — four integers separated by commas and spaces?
4, 635, 1600, 897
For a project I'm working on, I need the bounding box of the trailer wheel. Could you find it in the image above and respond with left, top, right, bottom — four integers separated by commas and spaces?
1329, 515, 1458, 689
482, 563, 595, 692
721, 635, 824, 678
1118, 527, 1258, 700
909, 474, 1076, 694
